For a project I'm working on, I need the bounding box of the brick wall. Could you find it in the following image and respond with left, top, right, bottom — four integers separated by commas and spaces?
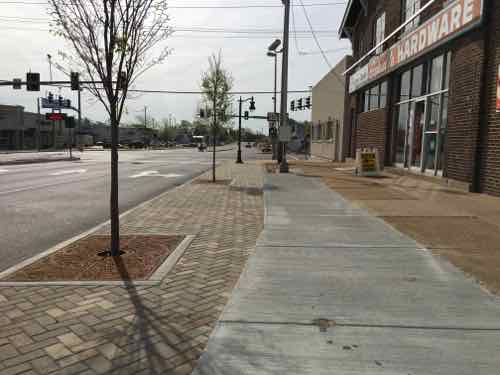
446, 31, 485, 185
356, 109, 388, 165
480, 0, 500, 195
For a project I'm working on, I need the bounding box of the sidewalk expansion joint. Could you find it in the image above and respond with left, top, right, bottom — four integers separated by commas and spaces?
219, 320, 500, 332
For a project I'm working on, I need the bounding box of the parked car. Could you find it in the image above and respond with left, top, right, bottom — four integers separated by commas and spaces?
245, 143, 252, 148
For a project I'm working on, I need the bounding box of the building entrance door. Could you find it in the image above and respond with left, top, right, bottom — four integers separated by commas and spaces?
408, 99, 426, 169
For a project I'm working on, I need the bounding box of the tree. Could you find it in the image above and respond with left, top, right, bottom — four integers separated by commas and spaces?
201, 52, 233, 182
49, 0, 171, 256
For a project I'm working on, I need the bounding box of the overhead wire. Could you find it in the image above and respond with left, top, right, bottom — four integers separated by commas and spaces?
0, 1, 346, 8
298, 0, 332, 68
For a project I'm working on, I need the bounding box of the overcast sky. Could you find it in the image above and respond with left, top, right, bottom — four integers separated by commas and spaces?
0, 0, 351, 132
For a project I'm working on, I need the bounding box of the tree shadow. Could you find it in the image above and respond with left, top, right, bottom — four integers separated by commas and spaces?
105, 255, 202, 374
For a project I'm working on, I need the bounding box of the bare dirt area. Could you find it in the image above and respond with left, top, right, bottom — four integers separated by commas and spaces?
286, 160, 500, 296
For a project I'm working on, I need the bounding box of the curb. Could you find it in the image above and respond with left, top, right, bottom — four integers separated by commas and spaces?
0, 157, 81, 166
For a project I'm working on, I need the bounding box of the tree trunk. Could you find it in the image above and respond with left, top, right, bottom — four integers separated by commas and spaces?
110, 106, 120, 256
212, 83, 217, 183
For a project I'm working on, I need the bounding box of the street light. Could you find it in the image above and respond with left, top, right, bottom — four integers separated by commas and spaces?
237, 96, 256, 164
267, 40, 282, 161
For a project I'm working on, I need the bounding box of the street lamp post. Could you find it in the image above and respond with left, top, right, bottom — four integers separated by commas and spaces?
237, 96, 256, 164
267, 39, 282, 162
279, 0, 290, 173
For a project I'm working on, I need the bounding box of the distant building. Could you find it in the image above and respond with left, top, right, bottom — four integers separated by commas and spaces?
80, 122, 158, 146
310, 56, 352, 161
0, 104, 69, 150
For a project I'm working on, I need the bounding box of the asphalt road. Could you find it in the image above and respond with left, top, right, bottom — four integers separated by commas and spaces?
0, 146, 260, 272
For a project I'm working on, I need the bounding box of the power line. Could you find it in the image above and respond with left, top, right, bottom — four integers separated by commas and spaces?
298, 0, 331, 68
290, 0, 303, 54
0, 25, 342, 39
0, 1, 346, 8
0, 16, 339, 34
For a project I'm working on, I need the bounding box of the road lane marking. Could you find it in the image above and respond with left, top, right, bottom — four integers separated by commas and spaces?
0, 169, 9, 173
51, 169, 87, 176
130, 170, 184, 179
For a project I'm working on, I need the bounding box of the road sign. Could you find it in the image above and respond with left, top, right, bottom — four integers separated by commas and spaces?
267, 112, 279, 122
279, 126, 291, 142
12, 79, 21, 90
45, 113, 66, 121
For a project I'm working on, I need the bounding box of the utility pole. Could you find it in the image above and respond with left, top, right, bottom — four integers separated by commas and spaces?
279, 0, 290, 173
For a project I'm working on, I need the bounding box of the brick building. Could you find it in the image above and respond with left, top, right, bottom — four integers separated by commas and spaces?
340, 0, 500, 195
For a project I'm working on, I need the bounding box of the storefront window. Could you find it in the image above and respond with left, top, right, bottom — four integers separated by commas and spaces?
380, 81, 387, 108
395, 103, 409, 164
369, 86, 379, 110
393, 52, 450, 175
444, 52, 451, 90
430, 55, 444, 93
411, 65, 424, 98
400, 70, 411, 101
427, 95, 440, 132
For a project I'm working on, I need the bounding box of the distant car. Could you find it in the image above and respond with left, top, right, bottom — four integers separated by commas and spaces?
245, 143, 252, 148
261, 144, 272, 153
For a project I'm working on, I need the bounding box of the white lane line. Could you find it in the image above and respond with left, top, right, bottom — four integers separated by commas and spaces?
0, 169, 9, 173
129, 170, 184, 179
51, 169, 87, 176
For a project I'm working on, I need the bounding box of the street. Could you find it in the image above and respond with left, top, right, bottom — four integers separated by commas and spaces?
0, 146, 256, 272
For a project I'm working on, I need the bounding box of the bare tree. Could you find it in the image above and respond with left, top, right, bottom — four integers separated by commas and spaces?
201, 52, 233, 182
48, 0, 171, 256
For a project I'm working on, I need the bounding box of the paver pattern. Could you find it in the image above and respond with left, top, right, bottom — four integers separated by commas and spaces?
0, 162, 264, 375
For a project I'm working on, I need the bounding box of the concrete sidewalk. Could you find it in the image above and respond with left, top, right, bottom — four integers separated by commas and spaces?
195, 173, 500, 374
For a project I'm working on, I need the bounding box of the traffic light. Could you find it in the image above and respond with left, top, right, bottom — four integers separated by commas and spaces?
13, 79, 21, 90
244, 111, 249, 120
26, 72, 40, 91
58, 95, 63, 107
305, 96, 311, 109
65, 99, 71, 108
297, 98, 303, 110
70, 72, 79, 91
290, 100, 295, 112
48, 92, 54, 103
249, 97, 256, 111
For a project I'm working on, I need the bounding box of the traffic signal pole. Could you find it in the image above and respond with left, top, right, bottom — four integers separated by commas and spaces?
237, 97, 243, 164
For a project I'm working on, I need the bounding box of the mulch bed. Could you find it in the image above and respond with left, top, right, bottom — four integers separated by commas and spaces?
3, 235, 184, 282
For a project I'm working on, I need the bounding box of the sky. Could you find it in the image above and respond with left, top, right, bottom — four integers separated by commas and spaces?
0, 0, 352, 133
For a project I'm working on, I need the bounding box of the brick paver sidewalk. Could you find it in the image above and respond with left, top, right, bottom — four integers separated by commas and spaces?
0, 162, 264, 375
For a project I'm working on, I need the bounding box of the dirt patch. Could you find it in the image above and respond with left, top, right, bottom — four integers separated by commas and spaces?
3, 235, 184, 282
299, 161, 500, 296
